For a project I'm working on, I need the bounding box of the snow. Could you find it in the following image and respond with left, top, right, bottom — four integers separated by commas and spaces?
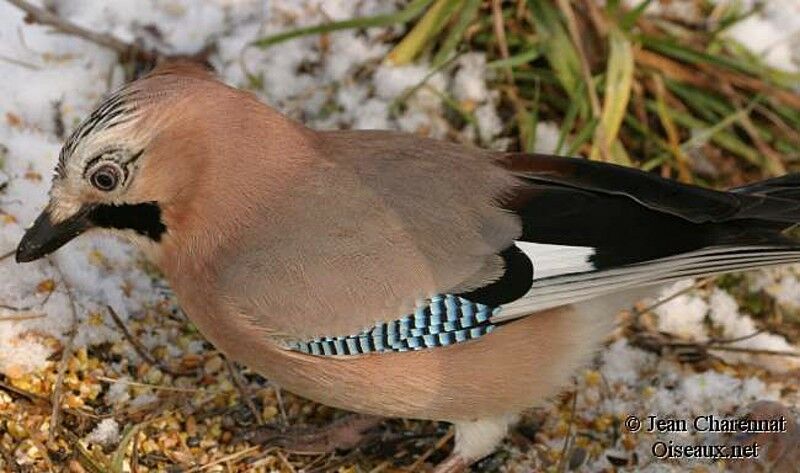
618, 0, 800, 72
105, 376, 132, 405
474, 103, 503, 143
83, 418, 121, 446
719, 0, 800, 73
453, 53, 491, 103
374, 64, 434, 100
534, 121, 564, 154
654, 280, 710, 342
708, 288, 800, 372
600, 338, 657, 385
650, 280, 800, 372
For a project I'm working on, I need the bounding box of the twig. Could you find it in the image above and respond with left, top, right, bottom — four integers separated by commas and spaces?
240, 415, 382, 454
583, 0, 608, 37
636, 328, 800, 362
107, 305, 163, 370
28, 421, 55, 473
491, 0, 511, 80
490, 0, 533, 150
705, 345, 800, 358
107, 305, 194, 377
0, 53, 40, 70
96, 376, 198, 393
367, 460, 392, 473
276, 450, 297, 473
557, 388, 579, 473
0, 302, 36, 311
0, 249, 15, 261
225, 358, 264, 426
187, 445, 261, 472
631, 276, 715, 322
131, 430, 141, 473
273, 384, 289, 426
292, 453, 330, 472
241, 447, 285, 469
47, 256, 78, 443
407, 427, 454, 471
0, 287, 55, 313
4, 0, 156, 62
0, 378, 49, 405
0, 377, 100, 419
0, 313, 45, 322
708, 329, 766, 346
306, 452, 358, 473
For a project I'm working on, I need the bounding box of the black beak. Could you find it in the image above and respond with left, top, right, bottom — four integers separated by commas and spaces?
16, 205, 94, 263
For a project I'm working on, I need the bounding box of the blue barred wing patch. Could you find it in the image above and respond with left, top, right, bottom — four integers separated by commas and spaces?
287, 295, 500, 356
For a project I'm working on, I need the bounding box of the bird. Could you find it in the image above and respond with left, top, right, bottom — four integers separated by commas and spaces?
15, 61, 800, 472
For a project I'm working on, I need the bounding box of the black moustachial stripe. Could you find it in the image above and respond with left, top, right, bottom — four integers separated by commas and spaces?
88, 202, 166, 241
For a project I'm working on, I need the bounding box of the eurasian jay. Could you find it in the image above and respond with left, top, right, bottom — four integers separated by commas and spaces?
15, 62, 800, 472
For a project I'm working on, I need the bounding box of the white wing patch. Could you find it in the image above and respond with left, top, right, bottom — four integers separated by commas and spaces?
501, 245, 800, 320
514, 241, 596, 279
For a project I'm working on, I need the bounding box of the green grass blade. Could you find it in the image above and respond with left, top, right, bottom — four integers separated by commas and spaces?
640, 35, 799, 88
387, 0, 462, 65
487, 46, 542, 69
679, 96, 764, 163
665, 80, 732, 121
556, 89, 582, 153
592, 27, 634, 163
566, 118, 599, 156
522, 79, 542, 152
389, 53, 460, 116
619, 0, 654, 31
432, 0, 482, 66
251, 0, 434, 49
527, 0, 584, 101
111, 423, 146, 473
645, 100, 762, 165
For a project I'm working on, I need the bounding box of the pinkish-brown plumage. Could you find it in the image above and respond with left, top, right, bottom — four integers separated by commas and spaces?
17, 61, 800, 471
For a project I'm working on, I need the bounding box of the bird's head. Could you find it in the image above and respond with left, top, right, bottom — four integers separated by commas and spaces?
15, 63, 214, 264
16, 61, 310, 265
15, 84, 164, 262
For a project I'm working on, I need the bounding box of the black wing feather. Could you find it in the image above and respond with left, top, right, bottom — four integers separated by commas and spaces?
499, 153, 800, 269
460, 153, 800, 308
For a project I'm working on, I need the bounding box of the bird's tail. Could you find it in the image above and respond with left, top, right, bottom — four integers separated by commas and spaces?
729, 173, 800, 227
498, 161, 800, 317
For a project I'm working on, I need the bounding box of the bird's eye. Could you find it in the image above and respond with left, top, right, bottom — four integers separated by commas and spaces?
89, 163, 122, 191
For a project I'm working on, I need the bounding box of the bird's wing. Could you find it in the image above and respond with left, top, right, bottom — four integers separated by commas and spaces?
214, 129, 800, 352
491, 153, 800, 319
213, 130, 522, 343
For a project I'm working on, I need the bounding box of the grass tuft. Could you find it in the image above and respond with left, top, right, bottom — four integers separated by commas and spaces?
252, 0, 800, 185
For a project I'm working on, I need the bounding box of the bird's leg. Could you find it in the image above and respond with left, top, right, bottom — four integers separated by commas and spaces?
432, 414, 517, 473
239, 414, 383, 453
